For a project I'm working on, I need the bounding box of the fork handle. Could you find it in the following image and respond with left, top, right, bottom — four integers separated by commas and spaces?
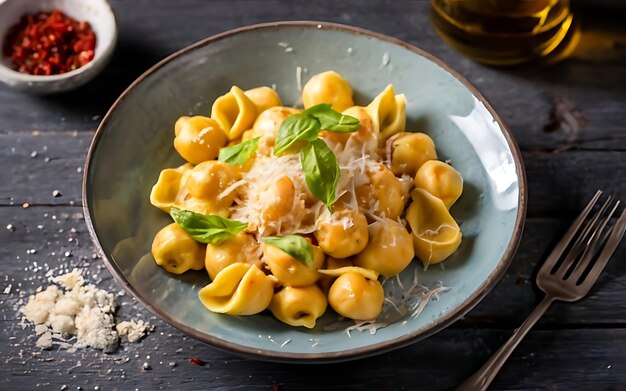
457, 295, 555, 391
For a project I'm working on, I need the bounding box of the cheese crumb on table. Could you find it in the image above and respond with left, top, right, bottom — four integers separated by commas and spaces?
20, 269, 151, 352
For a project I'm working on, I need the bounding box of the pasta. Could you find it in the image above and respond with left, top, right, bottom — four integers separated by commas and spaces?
149, 71, 465, 328
211, 86, 258, 140
149, 163, 192, 212
174, 116, 227, 164
366, 84, 406, 145
354, 218, 415, 277
387, 132, 438, 177
198, 262, 274, 315
406, 188, 463, 265
244, 86, 282, 113
269, 285, 327, 328
151, 223, 205, 274
302, 70, 354, 112
413, 160, 463, 209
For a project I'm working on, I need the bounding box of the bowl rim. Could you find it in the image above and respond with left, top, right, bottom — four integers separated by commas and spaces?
0, 0, 118, 83
82, 20, 527, 363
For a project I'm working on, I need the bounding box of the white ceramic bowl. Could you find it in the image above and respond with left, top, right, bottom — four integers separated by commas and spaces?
0, 0, 117, 94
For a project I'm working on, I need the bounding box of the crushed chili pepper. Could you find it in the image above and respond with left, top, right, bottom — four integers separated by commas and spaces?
2, 10, 96, 76
189, 357, 205, 366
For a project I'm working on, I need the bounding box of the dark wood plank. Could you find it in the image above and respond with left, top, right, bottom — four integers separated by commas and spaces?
2, 132, 625, 218
1, 314, 625, 391
0, 0, 624, 152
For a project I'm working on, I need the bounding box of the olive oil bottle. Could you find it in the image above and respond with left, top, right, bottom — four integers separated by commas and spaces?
431, 0, 580, 65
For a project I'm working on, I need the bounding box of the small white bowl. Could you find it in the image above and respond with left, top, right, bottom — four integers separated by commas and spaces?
0, 0, 117, 94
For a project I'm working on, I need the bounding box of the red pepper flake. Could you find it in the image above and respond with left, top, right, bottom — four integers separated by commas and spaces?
2, 9, 96, 76
189, 357, 205, 366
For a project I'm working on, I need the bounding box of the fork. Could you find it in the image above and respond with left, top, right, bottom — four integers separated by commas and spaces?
458, 190, 626, 391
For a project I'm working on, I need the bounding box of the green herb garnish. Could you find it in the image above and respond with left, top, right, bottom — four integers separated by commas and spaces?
273, 104, 360, 156
218, 137, 260, 166
170, 207, 247, 244
300, 139, 341, 212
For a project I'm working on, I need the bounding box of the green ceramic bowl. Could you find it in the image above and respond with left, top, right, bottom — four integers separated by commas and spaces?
83, 21, 526, 362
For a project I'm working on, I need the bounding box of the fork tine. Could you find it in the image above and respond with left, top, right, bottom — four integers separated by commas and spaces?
568, 201, 621, 282
578, 206, 626, 291
553, 196, 614, 279
540, 190, 602, 273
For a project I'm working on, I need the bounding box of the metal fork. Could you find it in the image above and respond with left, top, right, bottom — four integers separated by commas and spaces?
458, 190, 626, 391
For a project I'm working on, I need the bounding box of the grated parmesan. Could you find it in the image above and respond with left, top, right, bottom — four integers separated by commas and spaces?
20, 269, 150, 352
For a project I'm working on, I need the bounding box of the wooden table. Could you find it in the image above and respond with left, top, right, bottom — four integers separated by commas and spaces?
1, 1, 625, 390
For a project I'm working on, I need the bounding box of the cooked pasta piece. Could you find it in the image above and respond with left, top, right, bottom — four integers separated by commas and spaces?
386, 132, 438, 177
314, 209, 369, 258
406, 188, 462, 265
150, 163, 192, 212
184, 161, 240, 206
198, 263, 274, 315
244, 86, 282, 113
413, 160, 463, 209
211, 86, 258, 140
205, 231, 262, 280
151, 223, 205, 274
366, 84, 406, 145
317, 257, 354, 294
354, 219, 414, 277
302, 71, 354, 112
242, 106, 301, 155
263, 241, 325, 286
174, 116, 228, 164
269, 285, 328, 328
327, 269, 384, 320
355, 163, 408, 220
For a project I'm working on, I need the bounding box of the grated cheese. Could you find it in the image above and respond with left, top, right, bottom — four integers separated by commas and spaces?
20, 269, 150, 351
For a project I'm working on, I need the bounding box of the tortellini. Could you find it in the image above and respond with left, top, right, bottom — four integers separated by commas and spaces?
211, 86, 257, 140
149, 73, 466, 329
366, 84, 406, 146
184, 161, 240, 207
269, 285, 327, 329
302, 71, 354, 112
174, 116, 228, 164
263, 241, 325, 286
314, 209, 369, 258
414, 160, 463, 209
406, 188, 462, 265
387, 132, 438, 177
244, 87, 282, 113
354, 219, 414, 277
198, 263, 274, 315
356, 163, 408, 220
325, 268, 385, 320
149, 163, 192, 212
205, 231, 262, 280
151, 223, 205, 274
318, 257, 354, 294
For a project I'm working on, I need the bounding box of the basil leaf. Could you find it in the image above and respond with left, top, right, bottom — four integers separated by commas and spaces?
273, 114, 321, 156
304, 103, 360, 133
262, 235, 314, 265
300, 139, 340, 211
218, 137, 260, 166
170, 207, 247, 244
